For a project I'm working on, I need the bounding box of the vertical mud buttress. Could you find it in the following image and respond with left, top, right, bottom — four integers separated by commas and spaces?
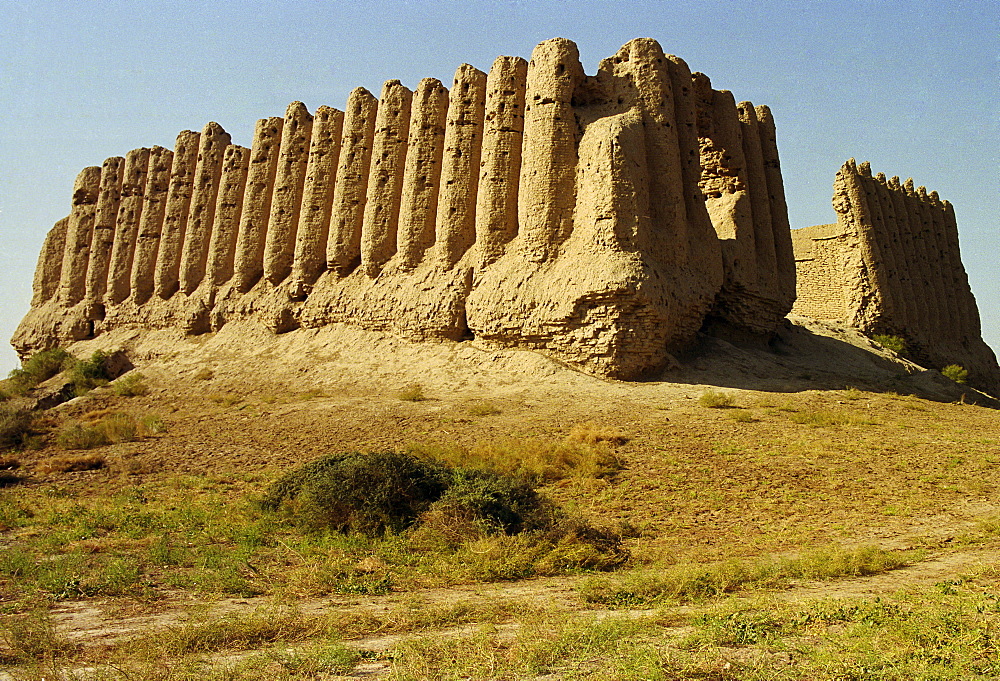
179, 123, 231, 294
233, 117, 283, 293
154, 130, 201, 299
475, 56, 527, 267
328, 88, 378, 275
106, 148, 152, 305
31, 217, 70, 307
756, 105, 795, 301
264, 102, 313, 286
130, 146, 174, 304
360, 82, 412, 276
435, 65, 487, 268
204, 145, 251, 287
737, 102, 777, 295
84, 157, 125, 304
291, 105, 344, 291
58, 166, 103, 306
396, 78, 449, 270
519, 38, 584, 261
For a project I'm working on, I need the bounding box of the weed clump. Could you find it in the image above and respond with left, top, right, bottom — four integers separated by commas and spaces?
699, 389, 736, 408
397, 384, 427, 402
111, 371, 149, 396
0, 405, 33, 451
941, 364, 968, 384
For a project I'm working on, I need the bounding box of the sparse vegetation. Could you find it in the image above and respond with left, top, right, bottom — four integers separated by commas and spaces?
873, 333, 907, 353
0, 404, 33, 451
579, 544, 914, 606
698, 389, 736, 408
55, 412, 162, 450
407, 430, 623, 482
942, 364, 969, 383
789, 408, 877, 426
6, 347, 74, 394
465, 400, 501, 416
193, 367, 215, 381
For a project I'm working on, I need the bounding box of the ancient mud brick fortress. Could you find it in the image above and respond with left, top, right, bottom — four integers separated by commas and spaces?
792, 160, 1000, 393
12, 37, 998, 391
13, 38, 795, 379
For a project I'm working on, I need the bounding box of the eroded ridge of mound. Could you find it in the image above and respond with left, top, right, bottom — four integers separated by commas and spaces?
13, 37, 796, 379
791, 159, 1000, 393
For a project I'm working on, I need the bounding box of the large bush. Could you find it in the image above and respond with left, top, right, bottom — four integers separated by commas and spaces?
259, 451, 451, 534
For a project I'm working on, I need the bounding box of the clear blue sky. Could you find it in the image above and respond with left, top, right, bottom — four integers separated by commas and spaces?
1, 0, 996, 373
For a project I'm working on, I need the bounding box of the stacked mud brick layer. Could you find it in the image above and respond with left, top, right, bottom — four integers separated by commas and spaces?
15, 37, 798, 379
792, 159, 1000, 394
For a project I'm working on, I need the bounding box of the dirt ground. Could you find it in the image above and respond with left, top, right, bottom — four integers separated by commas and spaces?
3, 315, 999, 677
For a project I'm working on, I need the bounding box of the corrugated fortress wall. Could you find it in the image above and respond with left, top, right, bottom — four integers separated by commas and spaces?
13, 37, 797, 380
791, 159, 1000, 394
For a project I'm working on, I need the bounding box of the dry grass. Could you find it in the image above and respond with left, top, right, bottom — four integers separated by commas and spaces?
37, 453, 106, 474
699, 389, 736, 408
397, 384, 427, 401
465, 401, 501, 416
55, 412, 163, 450
409, 428, 624, 482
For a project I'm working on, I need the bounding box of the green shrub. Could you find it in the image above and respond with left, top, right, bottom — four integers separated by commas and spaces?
259, 451, 451, 534
7, 347, 74, 393
941, 364, 968, 384
429, 468, 550, 535
872, 334, 907, 354
67, 350, 111, 396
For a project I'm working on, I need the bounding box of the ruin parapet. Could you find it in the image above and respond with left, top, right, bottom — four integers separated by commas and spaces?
791, 160, 1000, 393
13, 37, 797, 379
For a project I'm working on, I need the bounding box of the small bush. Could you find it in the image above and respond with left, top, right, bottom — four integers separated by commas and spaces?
6, 347, 74, 393
66, 350, 111, 396
397, 384, 426, 402
112, 372, 149, 396
941, 364, 968, 384
0, 405, 33, 451
730, 410, 756, 423
699, 389, 736, 408
872, 334, 907, 354
428, 468, 550, 535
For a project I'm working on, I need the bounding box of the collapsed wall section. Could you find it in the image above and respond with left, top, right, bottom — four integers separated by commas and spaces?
792, 159, 1000, 394
13, 37, 797, 380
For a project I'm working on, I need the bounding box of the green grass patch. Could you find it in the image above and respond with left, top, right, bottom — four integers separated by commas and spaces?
579, 544, 914, 606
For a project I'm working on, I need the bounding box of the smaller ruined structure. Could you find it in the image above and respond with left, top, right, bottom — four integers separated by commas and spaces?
791, 159, 1000, 394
